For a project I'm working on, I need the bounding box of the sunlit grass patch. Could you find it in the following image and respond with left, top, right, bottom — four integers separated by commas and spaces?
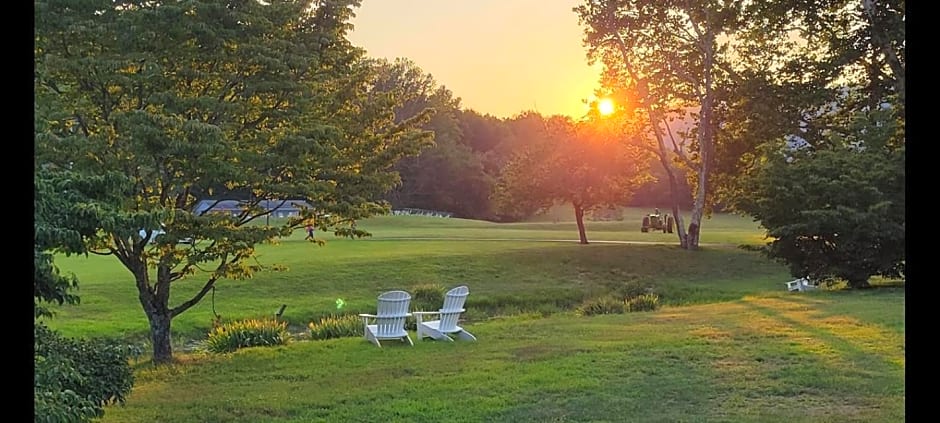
689, 325, 735, 342
813, 316, 905, 368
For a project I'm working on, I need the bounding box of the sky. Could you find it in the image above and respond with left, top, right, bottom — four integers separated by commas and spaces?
347, 0, 604, 120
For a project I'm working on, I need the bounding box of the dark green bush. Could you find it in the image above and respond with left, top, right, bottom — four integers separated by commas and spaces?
627, 294, 660, 312
604, 276, 652, 301
575, 296, 625, 316
411, 283, 445, 312
308, 314, 363, 340
206, 318, 290, 353
34, 324, 134, 423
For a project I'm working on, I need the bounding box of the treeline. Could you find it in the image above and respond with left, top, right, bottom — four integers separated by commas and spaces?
371, 58, 691, 221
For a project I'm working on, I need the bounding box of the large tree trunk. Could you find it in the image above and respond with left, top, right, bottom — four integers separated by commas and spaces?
121, 248, 221, 366
687, 183, 705, 250
687, 124, 710, 250
147, 309, 174, 365
686, 29, 718, 251
134, 265, 175, 365
574, 204, 589, 244
846, 279, 872, 289
661, 154, 688, 249
845, 274, 873, 289
647, 109, 688, 249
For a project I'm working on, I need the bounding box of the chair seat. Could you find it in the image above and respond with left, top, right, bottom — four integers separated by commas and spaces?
366, 324, 409, 338
419, 320, 465, 335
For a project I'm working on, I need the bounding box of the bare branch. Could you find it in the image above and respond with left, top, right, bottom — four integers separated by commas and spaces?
237, 198, 286, 226
169, 261, 196, 282
170, 252, 230, 317
197, 198, 225, 216
662, 118, 697, 169
169, 275, 220, 317
73, 113, 91, 138
611, 34, 640, 81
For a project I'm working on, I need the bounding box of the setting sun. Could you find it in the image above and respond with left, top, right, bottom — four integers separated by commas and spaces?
598, 98, 615, 116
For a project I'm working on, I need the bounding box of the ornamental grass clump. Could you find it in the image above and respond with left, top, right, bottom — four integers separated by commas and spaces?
308, 314, 363, 340
626, 293, 660, 312
575, 296, 625, 316
206, 319, 290, 354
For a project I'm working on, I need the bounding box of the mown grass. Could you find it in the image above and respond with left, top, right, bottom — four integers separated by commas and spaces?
45, 240, 786, 343
42, 209, 904, 422
98, 291, 904, 423
359, 207, 767, 246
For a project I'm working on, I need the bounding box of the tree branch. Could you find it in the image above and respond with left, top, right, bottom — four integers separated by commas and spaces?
197, 198, 224, 216
169, 261, 196, 282
861, 0, 904, 102
169, 275, 220, 318
169, 252, 229, 317
662, 118, 697, 169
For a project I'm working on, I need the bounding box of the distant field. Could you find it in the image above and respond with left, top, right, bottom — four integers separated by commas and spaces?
362, 207, 768, 246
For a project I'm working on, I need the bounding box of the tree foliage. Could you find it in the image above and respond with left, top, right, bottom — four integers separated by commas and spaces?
708, 0, 904, 287
34, 165, 135, 423
495, 114, 652, 243
34, 168, 129, 318
373, 58, 495, 219
736, 141, 904, 288
34, 0, 432, 364
712, 0, 905, 207
34, 324, 135, 423
576, 0, 748, 249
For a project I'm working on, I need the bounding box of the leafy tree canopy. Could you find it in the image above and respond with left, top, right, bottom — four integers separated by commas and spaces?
735, 107, 904, 288
34, 0, 432, 363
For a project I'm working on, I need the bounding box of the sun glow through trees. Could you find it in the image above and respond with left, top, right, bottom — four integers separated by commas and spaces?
598, 98, 615, 116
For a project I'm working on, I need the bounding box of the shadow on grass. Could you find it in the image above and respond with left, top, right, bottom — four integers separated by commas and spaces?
740, 296, 904, 377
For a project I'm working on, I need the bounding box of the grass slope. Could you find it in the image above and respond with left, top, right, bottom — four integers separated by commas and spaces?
41, 211, 904, 422
45, 239, 786, 342
101, 291, 904, 423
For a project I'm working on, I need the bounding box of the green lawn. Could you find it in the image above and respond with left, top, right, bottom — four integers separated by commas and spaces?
43, 210, 905, 422
44, 210, 778, 342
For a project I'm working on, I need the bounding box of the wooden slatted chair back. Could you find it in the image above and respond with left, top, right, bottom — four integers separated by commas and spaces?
375, 290, 411, 337
437, 285, 469, 332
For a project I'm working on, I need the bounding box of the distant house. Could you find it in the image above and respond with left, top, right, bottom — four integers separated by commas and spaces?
193, 199, 313, 218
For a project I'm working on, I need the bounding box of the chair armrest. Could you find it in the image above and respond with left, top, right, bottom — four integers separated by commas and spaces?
359, 313, 411, 318
412, 311, 439, 325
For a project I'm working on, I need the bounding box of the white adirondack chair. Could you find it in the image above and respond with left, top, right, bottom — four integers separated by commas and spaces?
786, 277, 818, 292
413, 285, 476, 342
358, 290, 414, 347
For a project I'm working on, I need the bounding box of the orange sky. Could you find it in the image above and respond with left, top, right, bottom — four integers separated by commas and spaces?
347, 0, 603, 120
